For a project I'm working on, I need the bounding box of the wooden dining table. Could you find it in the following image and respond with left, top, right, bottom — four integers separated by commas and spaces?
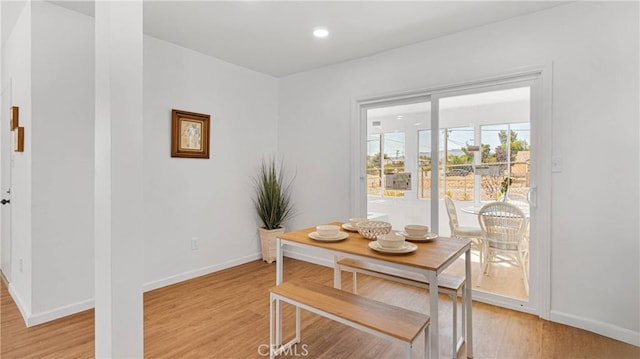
275, 222, 473, 358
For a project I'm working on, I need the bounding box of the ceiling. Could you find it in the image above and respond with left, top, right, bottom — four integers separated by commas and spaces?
47, 1, 566, 77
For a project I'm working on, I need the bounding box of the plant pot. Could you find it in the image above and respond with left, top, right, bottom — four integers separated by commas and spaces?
259, 227, 285, 263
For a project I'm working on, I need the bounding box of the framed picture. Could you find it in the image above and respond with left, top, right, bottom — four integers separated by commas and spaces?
171, 109, 210, 159
15, 126, 24, 152
10, 106, 19, 131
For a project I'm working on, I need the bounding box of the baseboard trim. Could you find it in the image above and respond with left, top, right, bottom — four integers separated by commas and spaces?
12, 253, 263, 327
7, 283, 31, 327
1, 270, 9, 286
143, 253, 262, 292
549, 310, 640, 347
27, 298, 94, 327
471, 291, 537, 316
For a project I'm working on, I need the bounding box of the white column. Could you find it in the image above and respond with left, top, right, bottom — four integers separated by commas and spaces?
94, 2, 144, 358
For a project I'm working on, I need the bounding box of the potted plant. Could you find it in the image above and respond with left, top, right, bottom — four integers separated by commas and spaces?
254, 157, 295, 263
498, 176, 514, 201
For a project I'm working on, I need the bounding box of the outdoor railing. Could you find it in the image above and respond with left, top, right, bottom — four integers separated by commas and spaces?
367, 162, 529, 201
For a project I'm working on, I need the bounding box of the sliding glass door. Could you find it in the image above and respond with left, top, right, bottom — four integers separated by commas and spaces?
358, 78, 542, 312
434, 85, 532, 302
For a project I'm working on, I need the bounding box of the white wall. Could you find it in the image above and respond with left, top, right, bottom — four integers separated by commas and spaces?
1, 1, 32, 319
30, 1, 94, 318
142, 36, 278, 288
278, 1, 639, 345
3, 4, 279, 324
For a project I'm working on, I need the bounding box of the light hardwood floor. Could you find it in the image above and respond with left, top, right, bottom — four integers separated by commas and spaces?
444, 252, 529, 300
2, 258, 638, 358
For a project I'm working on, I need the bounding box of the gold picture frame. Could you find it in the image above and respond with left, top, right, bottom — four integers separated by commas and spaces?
15, 127, 24, 152
171, 109, 210, 159
10, 106, 19, 131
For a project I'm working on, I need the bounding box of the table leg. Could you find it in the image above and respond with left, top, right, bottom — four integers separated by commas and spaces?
426, 270, 439, 359
276, 238, 283, 285
465, 247, 474, 358
269, 293, 274, 359
275, 238, 284, 346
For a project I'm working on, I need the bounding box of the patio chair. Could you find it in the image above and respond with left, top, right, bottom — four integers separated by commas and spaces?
477, 202, 529, 295
506, 192, 530, 241
506, 192, 529, 207
444, 195, 485, 266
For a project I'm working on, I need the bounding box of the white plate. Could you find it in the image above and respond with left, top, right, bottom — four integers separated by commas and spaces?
398, 231, 438, 242
368, 241, 417, 254
342, 223, 359, 232
308, 231, 349, 242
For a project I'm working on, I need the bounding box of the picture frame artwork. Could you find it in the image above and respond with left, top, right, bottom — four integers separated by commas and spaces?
10, 106, 19, 131
15, 126, 24, 152
171, 109, 210, 159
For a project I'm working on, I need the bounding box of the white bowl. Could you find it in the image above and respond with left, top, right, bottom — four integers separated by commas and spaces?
377, 233, 405, 249
316, 224, 340, 238
348, 217, 368, 227
404, 224, 429, 237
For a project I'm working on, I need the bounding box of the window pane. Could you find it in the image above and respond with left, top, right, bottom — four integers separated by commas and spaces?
417, 130, 431, 199
367, 134, 382, 196
480, 124, 508, 200
444, 127, 475, 201
508, 123, 531, 197
383, 132, 405, 198
480, 123, 530, 200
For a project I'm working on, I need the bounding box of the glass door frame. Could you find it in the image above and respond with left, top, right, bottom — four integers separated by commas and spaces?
351, 66, 553, 317
350, 93, 430, 219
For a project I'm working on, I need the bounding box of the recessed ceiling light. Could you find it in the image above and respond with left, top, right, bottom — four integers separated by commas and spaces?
313, 27, 329, 38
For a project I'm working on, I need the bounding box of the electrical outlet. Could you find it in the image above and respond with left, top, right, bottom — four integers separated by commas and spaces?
191, 237, 199, 250
552, 155, 563, 173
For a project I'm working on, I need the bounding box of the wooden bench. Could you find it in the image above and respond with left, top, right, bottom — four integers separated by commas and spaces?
334, 257, 466, 359
269, 280, 431, 359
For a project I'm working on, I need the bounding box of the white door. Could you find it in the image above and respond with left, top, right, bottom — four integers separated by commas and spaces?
355, 70, 551, 315
1, 88, 13, 282
432, 82, 535, 308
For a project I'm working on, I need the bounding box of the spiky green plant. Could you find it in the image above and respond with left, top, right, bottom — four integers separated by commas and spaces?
254, 158, 295, 230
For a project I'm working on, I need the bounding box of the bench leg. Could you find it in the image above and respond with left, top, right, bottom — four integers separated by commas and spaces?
451, 293, 457, 359
269, 296, 301, 358
333, 256, 342, 289
295, 306, 301, 343
352, 272, 358, 293
275, 296, 282, 348
334, 262, 358, 293
269, 293, 275, 359
461, 283, 467, 353
425, 322, 431, 359
407, 343, 413, 359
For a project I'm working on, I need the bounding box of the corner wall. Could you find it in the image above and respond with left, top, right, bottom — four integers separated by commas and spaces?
277, 1, 639, 345
142, 36, 278, 288
1, 1, 32, 321
7, 4, 279, 324
30, 1, 94, 319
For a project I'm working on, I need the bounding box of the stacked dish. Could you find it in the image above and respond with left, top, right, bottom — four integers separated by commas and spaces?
369, 232, 417, 253
308, 224, 348, 242
397, 224, 437, 242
